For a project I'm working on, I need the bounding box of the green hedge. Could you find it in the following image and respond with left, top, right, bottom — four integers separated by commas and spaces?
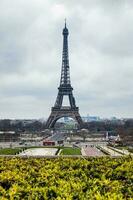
0, 156, 132, 199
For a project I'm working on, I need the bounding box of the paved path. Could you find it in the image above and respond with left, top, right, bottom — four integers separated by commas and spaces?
99, 146, 121, 157
109, 146, 132, 156
82, 146, 104, 156
19, 148, 58, 156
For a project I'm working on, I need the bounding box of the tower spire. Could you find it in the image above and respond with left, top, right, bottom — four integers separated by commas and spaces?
65, 18, 66, 28
60, 20, 70, 85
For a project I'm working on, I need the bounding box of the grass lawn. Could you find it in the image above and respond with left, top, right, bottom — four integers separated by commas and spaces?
0, 146, 82, 155
60, 147, 81, 155
0, 148, 22, 155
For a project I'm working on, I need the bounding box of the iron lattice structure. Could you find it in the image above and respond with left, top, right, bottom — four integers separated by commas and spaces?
45, 22, 84, 129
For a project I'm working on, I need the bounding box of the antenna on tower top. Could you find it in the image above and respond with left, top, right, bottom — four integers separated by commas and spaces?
65, 18, 66, 27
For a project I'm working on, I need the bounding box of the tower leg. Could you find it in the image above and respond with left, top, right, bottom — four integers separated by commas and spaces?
45, 109, 85, 129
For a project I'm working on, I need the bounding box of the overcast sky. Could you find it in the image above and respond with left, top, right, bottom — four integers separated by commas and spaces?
0, 0, 133, 119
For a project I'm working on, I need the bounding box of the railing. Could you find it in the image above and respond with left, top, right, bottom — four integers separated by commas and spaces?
52, 106, 79, 111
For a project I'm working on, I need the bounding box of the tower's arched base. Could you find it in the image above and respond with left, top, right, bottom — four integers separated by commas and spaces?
45, 106, 84, 129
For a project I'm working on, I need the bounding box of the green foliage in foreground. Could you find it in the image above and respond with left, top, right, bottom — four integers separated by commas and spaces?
60, 147, 81, 155
0, 148, 22, 155
0, 157, 132, 200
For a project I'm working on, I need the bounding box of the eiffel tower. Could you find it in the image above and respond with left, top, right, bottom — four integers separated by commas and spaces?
45, 22, 84, 129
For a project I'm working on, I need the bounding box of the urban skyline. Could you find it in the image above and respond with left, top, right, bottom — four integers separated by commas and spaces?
0, 0, 133, 119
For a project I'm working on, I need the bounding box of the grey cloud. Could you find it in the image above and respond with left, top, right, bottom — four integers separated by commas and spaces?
0, 0, 133, 119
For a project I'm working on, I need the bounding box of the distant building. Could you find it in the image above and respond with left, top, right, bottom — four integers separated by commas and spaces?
0, 131, 20, 142
82, 115, 101, 122
106, 131, 120, 142
43, 140, 55, 146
